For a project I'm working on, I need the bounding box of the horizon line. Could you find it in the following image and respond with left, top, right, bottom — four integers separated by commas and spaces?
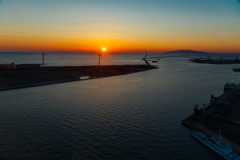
0, 51, 240, 54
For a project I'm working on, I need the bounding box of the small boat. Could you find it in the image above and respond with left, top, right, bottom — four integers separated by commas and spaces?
189, 58, 199, 62
224, 82, 236, 91
191, 130, 240, 160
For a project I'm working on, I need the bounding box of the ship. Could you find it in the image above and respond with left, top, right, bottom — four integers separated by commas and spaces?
191, 130, 240, 160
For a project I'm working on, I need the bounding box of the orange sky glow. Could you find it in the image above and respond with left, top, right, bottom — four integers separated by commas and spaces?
0, 0, 240, 53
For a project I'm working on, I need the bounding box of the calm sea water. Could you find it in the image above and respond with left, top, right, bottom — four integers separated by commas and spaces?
0, 52, 240, 160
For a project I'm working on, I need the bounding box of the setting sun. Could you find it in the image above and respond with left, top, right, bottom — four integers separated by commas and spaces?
102, 48, 106, 51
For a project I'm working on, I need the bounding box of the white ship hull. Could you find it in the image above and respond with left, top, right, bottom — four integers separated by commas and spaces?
191, 131, 240, 160
191, 133, 231, 160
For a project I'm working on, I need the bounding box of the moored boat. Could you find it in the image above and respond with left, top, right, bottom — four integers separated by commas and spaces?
224, 82, 236, 91
191, 130, 240, 160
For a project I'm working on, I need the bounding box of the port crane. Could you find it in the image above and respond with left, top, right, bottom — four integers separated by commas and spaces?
142, 50, 177, 66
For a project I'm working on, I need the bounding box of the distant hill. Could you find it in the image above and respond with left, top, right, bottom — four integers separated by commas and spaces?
165, 50, 209, 54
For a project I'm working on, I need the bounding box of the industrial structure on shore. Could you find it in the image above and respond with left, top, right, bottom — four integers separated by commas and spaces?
183, 82, 240, 156
189, 55, 240, 64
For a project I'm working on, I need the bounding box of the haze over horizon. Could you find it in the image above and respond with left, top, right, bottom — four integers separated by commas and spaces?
0, 0, 240, 53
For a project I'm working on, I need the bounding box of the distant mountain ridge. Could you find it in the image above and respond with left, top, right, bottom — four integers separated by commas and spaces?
165, 49, 209, 54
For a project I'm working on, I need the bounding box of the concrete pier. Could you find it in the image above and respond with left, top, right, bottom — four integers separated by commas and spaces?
182, 83, 240, 155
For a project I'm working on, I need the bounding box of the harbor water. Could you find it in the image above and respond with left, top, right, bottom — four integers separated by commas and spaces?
0, 52, 240, 159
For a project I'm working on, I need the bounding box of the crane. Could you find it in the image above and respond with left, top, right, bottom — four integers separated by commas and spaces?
143, 50, 177, 66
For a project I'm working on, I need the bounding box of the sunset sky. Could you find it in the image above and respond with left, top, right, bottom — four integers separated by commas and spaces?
0, 0, 240, 53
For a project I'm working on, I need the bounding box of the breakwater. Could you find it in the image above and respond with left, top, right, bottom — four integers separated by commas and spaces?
0, 65, 157, 91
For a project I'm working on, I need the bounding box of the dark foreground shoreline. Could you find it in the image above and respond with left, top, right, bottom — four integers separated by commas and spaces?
0, 65, 157, 91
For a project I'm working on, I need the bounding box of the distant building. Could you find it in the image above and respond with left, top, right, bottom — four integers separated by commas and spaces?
2, 62, 16, 69
10, 62, 16, 69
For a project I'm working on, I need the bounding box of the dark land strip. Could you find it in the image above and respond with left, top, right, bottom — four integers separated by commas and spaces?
0, 64, 157, 91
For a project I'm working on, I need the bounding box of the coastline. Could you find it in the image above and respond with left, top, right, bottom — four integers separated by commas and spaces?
0, 65, 157, 91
